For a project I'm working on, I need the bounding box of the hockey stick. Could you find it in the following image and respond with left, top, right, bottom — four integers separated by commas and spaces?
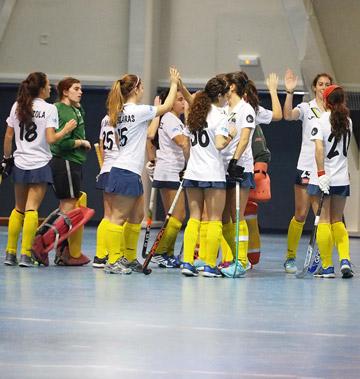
142, 182, 183, 275
233, 181, 240, 278
94, 143, 103, 168
296, 192, 325, 278
141, 186, 157, 258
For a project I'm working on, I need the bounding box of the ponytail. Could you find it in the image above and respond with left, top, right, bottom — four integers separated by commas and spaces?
244, 81, 259, 113
107, 80, 124, 127
326, 87, 350, 141
227, 71, 259, 112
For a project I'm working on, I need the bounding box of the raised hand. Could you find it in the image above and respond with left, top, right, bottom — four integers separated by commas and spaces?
284, 69, 298, 93
266, 73, 279, 93
169, 66, 180, 85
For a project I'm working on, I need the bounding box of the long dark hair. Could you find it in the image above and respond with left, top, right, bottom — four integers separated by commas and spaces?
326, 87, 350, 141
225, 71, 259, 112
187, 77, 228, 133
16, 72, 47, 125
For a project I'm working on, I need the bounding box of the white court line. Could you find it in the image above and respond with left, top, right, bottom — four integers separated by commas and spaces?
0, 363, 322, 378
1, 316, 357, 339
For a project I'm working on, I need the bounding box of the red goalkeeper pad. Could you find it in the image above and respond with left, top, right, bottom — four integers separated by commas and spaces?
249, 162, 271, 202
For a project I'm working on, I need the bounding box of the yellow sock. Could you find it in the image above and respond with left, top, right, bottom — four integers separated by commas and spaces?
123, 222, 141, 261
246, 216, 260, 255
198, 221, 208, 261
6, 209, 25, 254
235, 220, 249, 268
96, 218, 110, 259
20, 210, 38, 257
316, 223, 333, 268
68, 191, 88, 258
222, 222, 234, 262
331, 222, 350, 262
184, 218, 200, 264
206, 221, 222, 267
286, 217, 305, 259
106, 222, 125, 264
163, 216, 182, 257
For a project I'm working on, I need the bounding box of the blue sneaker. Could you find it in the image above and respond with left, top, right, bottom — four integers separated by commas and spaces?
194, 258, 205, 271
202, 265, 222, 278
284, 258, 297, 274
340, 259, 353, 279
221, 261, 246, 278
181, 262, 199, 277
314, 266, 335, 278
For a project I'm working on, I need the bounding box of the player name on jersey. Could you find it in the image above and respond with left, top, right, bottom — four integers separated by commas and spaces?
119, 114, 135, 123
33, 110, 46, 118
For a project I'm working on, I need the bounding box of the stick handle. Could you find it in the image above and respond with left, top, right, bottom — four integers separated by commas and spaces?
94, 143, 103, 168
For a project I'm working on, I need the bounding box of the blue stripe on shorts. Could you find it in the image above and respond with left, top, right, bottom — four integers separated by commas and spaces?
152, 180, 180, 190
105, 167, 143, 197
182, 179, 226, 189
226, 172, 255, 189
96, 172, 109, 190
13, 163, 53, 184
307, 184, 350, 197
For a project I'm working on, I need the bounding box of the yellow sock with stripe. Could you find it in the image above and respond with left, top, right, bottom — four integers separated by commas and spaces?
123, 222, 141, 261
96, 218, 110, 259
331, 222, 350, 262
163, 216, 182, 257
183, 218, 200, 264
222, 222, 234, 262
6, 209, 25, 254
20, 210, 38, 257
198, 221, 208, 261
316, 223, 333, 268
106, 222, 125, 264
235, 220, 249, 268
286, 217, 305, 259
206, 221, 222, 267
68, 191, 87, 258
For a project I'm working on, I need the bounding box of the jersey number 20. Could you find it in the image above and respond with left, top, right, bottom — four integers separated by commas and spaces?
327, 130, 351, 159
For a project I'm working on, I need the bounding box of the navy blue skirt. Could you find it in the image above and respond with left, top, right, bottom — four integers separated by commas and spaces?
307, 184, 350, 197
105, 167, 143, 197
152, 180, 180, 190
13, 163, 53, 184
96, 172, 110, 190
182, 179, 226, 189
226, 173, 255, 189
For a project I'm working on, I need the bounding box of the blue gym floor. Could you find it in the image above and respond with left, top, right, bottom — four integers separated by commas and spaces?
0, 226, 359, 379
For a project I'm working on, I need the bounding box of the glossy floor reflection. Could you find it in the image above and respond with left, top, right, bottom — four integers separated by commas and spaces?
0, 226, 359, 379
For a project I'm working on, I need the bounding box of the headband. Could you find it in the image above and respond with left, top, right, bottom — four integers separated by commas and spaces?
323, 84, 340, 104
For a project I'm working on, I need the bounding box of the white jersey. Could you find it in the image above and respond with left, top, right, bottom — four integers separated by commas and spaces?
222, 99, 256, 172
112, 103, 157, 175
309, 112, 352, 186
98, 115, 119, 175
154, 112, 185, 182
184, 104, 229, 182
295, 99, 323, 172
224, 104, 272, 126
6, 98, 58, 170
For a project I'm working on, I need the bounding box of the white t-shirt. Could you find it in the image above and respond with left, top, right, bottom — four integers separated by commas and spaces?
154, 112, 185, 182
112, 103, 157, 175
184, 104, 229, 182
6, 98, 58, 170
256, 106, 273, 125
98, 115, 120, 175
295, 99, 323, 172
222, 99, 256, 172
309, 112, 352, 186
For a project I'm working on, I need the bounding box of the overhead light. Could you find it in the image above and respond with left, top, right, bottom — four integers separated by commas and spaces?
238, 55, 260, 66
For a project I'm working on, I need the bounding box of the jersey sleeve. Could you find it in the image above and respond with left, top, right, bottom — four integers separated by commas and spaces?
6, 103, 18, 128
163, 117, 184, 140
215, 115, 229, 137
46, 104, 59, 129
238, 104, 256, 130
295, 102, 306, 121
310, 119, 323, 141
136, 104, 157, 124
256, 106, 273, 125
183, 126, 191, 138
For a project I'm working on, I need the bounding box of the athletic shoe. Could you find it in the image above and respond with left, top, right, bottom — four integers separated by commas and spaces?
284, 258, 297, 274
120, 257, 143, 273
340, 259, 354, 279
4, 252, 17, 266
181, 262, 199, 277
104, 259, 132, 275
245, 261, 252, 271
18, 254, 34, 267
202, 265, 222, 278
55, 245, 90, 266
92, 255, 108, 268
152, 253, 169, 268
218, 260, 232, 269
165, 255, 181, 268
221, 261, 246, 278
314, 266, 335, 278
194, 258, 205, 271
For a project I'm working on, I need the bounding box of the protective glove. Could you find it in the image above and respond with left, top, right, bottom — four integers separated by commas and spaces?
179, 164, 187, 181
145, 160, 155, 181
318, 172, 330, 195
0, 155, 14, 180
227, 159, 245, 181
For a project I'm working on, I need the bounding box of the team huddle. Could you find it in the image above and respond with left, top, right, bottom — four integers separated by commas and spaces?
0, 67, 354, 279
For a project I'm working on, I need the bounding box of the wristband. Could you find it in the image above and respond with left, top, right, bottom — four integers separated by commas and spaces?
286, 90, 294, 95
317, 170, 325, 177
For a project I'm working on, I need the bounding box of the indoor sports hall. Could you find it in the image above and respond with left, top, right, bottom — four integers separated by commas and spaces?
0, 1, 359, 378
